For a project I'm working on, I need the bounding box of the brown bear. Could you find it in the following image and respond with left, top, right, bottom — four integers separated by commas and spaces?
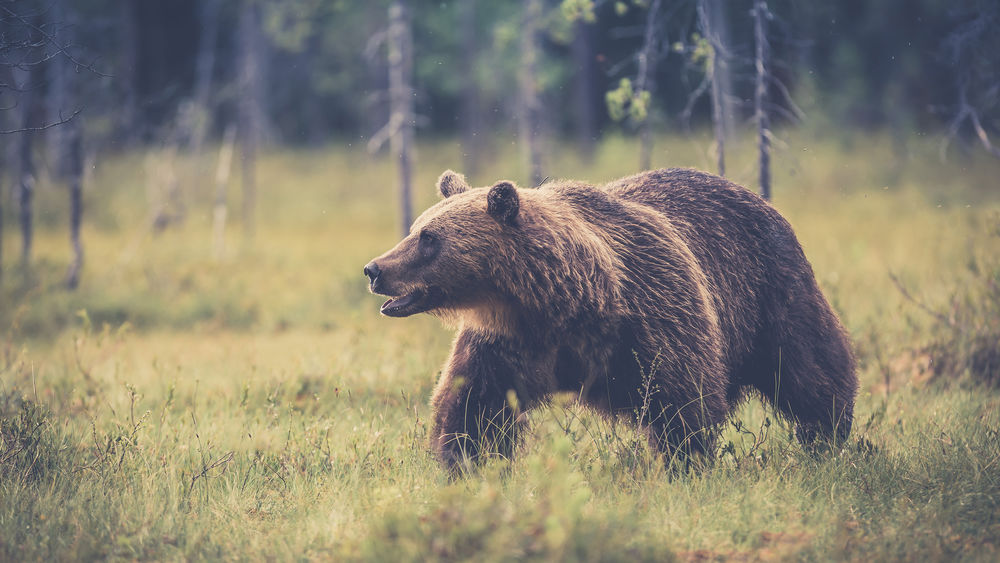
364, 168, 857, 469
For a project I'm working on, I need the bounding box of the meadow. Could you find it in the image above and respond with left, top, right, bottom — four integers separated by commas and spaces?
2, 130, 999, 561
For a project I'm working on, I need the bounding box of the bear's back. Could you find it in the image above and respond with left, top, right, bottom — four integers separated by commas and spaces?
599, 168, 811, 375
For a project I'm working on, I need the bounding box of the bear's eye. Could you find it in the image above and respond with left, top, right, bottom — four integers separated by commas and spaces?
418, 230, 440, 260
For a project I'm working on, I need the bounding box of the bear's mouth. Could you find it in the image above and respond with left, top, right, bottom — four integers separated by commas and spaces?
380, 288, 441, 317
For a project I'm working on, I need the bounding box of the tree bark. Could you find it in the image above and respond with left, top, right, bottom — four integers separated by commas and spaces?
47, 0, 69, 177
0, 55, 13, 280
0, 160, 3, 280
15, 67, 35, 266
753, 0, 771, 200
213, 124, 237, 260
65, 122, 83, 289
708, 0, 735, 140
636, 0, 662, 171
239, 122, 257, 241
699, 0, 726, 176
571, 19, 598, 160
190, 0, 221, 154
118, 0, 139, 140
518, 0, 544, 186
459, 0, 481, 179
237, 1, 263, 241
388, 0, 414, 236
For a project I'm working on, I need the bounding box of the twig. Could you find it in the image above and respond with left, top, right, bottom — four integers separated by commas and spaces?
0, 107, 82, 135
888, 271, 954, 326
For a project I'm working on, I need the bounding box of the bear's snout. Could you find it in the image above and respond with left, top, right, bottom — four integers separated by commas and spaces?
363, 261, 382, 292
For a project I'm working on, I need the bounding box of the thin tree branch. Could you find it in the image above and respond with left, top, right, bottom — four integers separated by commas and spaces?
0, 107, 81, 134
888, 271, 954, 327
0, 5, 111, 77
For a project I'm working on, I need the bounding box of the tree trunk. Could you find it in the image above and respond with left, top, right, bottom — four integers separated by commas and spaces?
47, 0, 69, 177
699, 0, 725, 176
388, 0, 414, 236
239, 122, 257, 241
753, 0, 771, 200
190, 0, 221, 154
237, 1, 263, 241
518, 0, 544, 186
459, 0, 481, 179
65, 122, 83, 289
213, 124, 237, 260
0, 55, 13, 280
0, 161, 3, 280
301, 34, 325, 146
636, 0, 662, 171
0, 131, 4, 280
118, 0, 139, 140
571, 19, 598, 160
364, 1, 389, 150
0, 181, 3, 281
708, 0, 735, 141
15, 68, 35, 266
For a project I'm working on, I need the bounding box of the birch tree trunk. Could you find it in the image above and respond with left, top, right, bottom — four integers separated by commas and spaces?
0, 155, 3, 280
237, 1, 263, 241
47, 0, 68, 177
65, 122, 83, 289
459, 0, 480, 178
1, 51, 14, 279
636, 0, 662, 171
15, 67, 35, 266
118, 0, 138, 140
213, 124, 237, 260
753, 0, 771, 200
388, 0, 414, 235
191, 0, 220, 154
698, 0, 726, 176
710, 0, 736, 141
518, 0, 544, 186
571, 19, 597, 160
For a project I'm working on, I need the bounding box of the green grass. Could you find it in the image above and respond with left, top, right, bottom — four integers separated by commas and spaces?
2, 130, 1000, 560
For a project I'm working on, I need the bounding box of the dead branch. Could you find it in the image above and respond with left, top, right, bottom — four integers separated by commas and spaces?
888, 271, 954, 327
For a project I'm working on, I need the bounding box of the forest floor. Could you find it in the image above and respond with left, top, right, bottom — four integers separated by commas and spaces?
2, 131, 1000, 561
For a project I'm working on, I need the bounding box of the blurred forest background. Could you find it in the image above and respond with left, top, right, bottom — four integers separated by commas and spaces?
2, 0, 995, 149
2, 1, 1000, 560
1, 0, 998, 284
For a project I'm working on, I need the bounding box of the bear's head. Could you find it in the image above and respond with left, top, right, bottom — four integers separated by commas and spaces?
364, 170, 524, 320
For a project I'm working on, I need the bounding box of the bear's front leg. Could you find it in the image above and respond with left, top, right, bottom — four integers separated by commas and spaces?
429, 329, 554, 471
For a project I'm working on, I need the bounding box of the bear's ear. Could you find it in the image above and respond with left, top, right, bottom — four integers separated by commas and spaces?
437, 170, 470, 198
487, 181, 519, 224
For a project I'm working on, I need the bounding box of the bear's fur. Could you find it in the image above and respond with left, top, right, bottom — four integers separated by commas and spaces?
365, 168, 857, 469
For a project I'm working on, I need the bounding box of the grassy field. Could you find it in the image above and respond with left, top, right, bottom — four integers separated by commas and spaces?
2, 130, 999, 561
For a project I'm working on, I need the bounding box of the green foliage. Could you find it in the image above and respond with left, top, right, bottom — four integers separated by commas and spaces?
605, 78, 652, 125
606, 78, 634, 122
687, 32, 713, 72
560, 0, 596, 23
262, 0, 327, 52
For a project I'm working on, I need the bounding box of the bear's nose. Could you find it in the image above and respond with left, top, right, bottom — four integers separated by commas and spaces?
363, 262, 381, 288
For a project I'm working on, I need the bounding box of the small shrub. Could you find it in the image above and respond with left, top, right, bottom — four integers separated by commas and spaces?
0, 393, 67, 482
893, 218, 1000, 387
